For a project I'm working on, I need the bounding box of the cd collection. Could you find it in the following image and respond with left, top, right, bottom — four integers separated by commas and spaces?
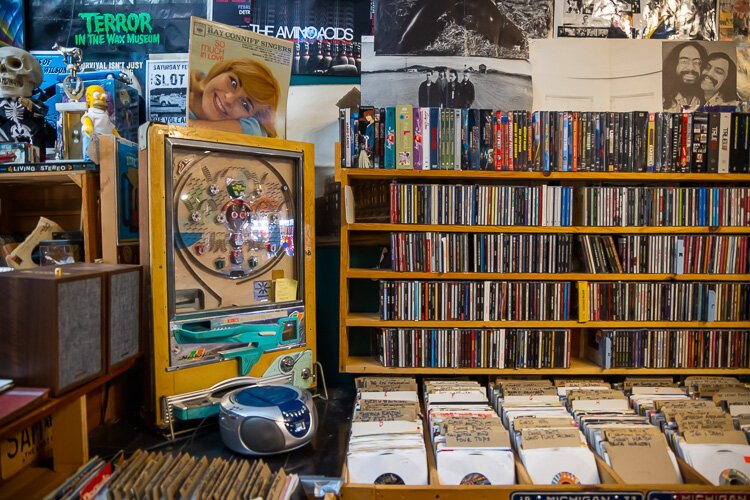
589, 329, 750, 369
340, 107, 750, 173
425, 380, 515, 485
578, 234, 750, 274
378, 280, 572, 321
375, 328, 571, 369
578, 186, 750, 227
46, 450, 297, 499
389, 183, 575, 226
586, 281, 750, 321
390, 232, 574, 273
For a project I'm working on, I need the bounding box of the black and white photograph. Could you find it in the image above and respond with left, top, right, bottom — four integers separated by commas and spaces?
374, 0, 552, 59
662, 41, 739, 111
554, 0, 639, 38
640, 0, 716, 40
146, 59, 188, 126
361, 37, 532, 109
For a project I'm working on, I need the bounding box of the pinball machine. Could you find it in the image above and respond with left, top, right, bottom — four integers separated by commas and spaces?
139, 124, 316, 427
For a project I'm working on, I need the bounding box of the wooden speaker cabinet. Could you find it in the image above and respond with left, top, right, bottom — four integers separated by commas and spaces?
63, 263, 143, 371
0, 267, 106, 395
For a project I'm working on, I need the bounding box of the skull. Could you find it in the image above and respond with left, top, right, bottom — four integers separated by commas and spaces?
0, 47, 43, 99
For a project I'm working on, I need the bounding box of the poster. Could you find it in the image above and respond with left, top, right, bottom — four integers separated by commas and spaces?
187, 17, 293, 138
210, 0, 371, 76
554, 0, 640, 38
718, 0, 750, 101
662, 41, 739, 111
146, 59, 189, 125
530, 39, 662, 111
640, 0, 716, 39
374, 0, 552, 60
361, 38, 532, 110
26, 0, 207, 91
0, 0, 23, 47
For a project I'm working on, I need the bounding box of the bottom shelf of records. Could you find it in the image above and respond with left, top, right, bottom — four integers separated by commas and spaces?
343, 327, 750, 375
342, 376, 750, 500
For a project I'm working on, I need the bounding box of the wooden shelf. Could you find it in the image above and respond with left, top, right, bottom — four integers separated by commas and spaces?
344, 313, 750, 329
0, 357, 140, 440
346, 268, 750, 281
343, 355, 750, 375
341, 169, 750, 182
347, 223, 750, 234
0, 466, 74, 500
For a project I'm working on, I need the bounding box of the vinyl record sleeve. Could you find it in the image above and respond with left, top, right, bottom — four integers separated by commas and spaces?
520, 446, 601, 485
347, 448, 428, 485
436, 448, 515, 485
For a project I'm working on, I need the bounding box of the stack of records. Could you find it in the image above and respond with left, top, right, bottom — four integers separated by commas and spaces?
494, 379, 600, 485
575, 380, 684, 484
424, 380, 514, 485
347, 377, 427, 485
713, 387, 750, 436
660, 377, 750, 486
46, 450, 297, 499
625, 377, 689, 420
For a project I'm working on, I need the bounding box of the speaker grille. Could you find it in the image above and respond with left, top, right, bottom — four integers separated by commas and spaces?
58, 278, 102, 390
109, 271, 140, 365
240, 417, 285, 453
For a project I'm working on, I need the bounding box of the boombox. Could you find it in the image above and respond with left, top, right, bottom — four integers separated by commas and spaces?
219, 385, 316, 456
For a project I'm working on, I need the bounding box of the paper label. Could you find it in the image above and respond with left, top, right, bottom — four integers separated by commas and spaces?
522, 427, 582, 449
274, 278, 298, 302
443, 418, 510, 448
356, 377, 417, 391
512, 417, 576, 431
354, 407, 418, 422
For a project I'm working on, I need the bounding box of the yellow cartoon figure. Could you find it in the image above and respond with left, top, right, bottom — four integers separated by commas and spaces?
81, 85, 120, 160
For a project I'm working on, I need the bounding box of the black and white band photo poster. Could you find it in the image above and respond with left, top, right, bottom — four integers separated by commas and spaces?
373, 0, 552, 59
360, 37, 532, 109
662, 41, 739, 112
146, 58, 189, 126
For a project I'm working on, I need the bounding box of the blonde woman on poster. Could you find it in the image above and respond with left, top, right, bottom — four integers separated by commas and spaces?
187, 17, 293, 138
188, 58, 280, 137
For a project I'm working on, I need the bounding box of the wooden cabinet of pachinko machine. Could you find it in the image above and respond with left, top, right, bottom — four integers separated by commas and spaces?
139, 124, 316, 428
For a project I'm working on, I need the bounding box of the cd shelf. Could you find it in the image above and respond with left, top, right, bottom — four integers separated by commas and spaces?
338, 158, 750, 375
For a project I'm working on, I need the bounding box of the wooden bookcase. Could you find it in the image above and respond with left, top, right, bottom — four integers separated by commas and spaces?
338, 167, 750, 376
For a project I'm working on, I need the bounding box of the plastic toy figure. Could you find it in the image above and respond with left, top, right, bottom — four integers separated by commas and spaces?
81, 84, 120, 160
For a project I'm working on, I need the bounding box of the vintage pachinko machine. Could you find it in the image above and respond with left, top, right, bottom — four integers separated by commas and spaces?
139, 124, 316, 430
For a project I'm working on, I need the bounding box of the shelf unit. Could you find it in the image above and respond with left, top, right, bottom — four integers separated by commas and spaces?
0, 164, 100, 264
338, 167, 750, 376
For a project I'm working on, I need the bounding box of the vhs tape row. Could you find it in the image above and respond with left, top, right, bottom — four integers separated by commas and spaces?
378, 280, 572, 321
340, 107, 750, 173
578, 234, 750, 274
579, 186, 750, 227
375, 328, 571, 369
390, 183, 575, 226
586, 281, 750, 321
590, 329, 750, 369
390, 232, 574, 273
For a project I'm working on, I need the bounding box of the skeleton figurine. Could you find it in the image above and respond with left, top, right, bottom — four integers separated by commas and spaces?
0, 46, 52, 155
81, 84, 120, 160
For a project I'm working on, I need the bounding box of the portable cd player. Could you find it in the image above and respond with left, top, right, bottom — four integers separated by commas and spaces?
219, 384, 316, 456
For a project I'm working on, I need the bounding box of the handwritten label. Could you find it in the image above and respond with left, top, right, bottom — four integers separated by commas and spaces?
503, 385, 558, 397
522, 427, 582, 449
356, 377, 417, 391
512, 417, 576, 431
623, 377, 675, 390
354, 408, 417, 422
567, 389, 626, 401
443, 418, 510, 448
